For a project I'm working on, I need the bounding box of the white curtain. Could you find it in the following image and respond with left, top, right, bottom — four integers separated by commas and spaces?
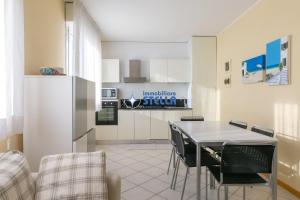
72, 0, 102, 110
0, 0, 24, 140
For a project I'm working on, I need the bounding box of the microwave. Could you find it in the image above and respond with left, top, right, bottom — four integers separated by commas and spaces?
102, 88, 118, 99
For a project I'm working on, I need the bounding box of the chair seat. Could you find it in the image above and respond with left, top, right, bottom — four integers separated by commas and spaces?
183, 152, 220, 167
207, 146, 222, 154
208, 166, 267, 185
183, 137, 192, 143
184, 143, 214, 155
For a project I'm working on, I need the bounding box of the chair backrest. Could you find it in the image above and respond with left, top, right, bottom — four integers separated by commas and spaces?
229, 120, 248, 129
251, 126, 274, 137
181, 116, 204, 121
170, 124, 185, 157
221, 144, 275, 174
168, 121, 176, 145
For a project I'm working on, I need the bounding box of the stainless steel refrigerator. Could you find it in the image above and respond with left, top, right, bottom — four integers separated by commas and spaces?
24, 76, 96, 172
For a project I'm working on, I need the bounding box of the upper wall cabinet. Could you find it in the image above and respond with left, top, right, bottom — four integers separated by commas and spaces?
167, 59, 191, 82
102, 59, 120, 83
149, 59, 191, 83
150, 59, 168, 82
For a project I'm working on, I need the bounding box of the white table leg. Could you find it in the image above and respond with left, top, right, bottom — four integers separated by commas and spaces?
197, 143, 202, 200
272, 143, 278, 200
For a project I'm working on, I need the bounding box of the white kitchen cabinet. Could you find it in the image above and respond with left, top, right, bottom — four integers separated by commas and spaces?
150, 59, 168, 82
95, 109, 193, 141
134, 111, 151, 140
102, 59, 120, 83
150, 59, 191, 83
167, 59, 191, 82
150, 111, 169, 139
96, 125, 118, 140
118, 111, 134, 140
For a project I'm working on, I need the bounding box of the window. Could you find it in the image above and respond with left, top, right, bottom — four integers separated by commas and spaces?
0, 0, 7, 119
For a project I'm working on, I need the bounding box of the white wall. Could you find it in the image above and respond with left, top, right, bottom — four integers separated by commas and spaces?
24, 0, 65, 75
191, 37, 217, 120
217, 0, 300, 191
102, 41, 191, 99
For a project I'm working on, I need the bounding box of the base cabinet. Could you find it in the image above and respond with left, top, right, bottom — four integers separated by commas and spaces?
118, 111, 134, 140
96, 126, 118, 140
150, 111, 169, 139
134, 111, 151, 140
96, 109, 193, 141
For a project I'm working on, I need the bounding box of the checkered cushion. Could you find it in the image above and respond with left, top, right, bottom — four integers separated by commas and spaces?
0, 151, 35, 200
35, 151, 108, 200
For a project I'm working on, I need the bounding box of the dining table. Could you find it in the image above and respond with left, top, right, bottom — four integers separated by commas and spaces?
173, 121, 278, 200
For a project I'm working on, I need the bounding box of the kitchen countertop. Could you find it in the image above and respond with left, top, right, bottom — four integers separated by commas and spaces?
118, 107, 192, 111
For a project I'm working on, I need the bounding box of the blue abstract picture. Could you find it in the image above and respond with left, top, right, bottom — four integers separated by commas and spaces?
265, 36, 290, 85
242, 55, 266, 83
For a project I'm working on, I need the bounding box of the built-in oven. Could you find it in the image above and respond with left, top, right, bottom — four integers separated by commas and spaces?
96, 100, 118, 125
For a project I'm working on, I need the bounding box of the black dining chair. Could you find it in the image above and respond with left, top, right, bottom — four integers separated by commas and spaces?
229, 120, 248, 129
206, 120, 248, 189
208, 143, 275, 200
167, 121, 197, 175
180, 116, 204, 121
251, 125, 274, 137
180, 116, 204, 143
169, 123, 219, 200
207, 120, 248, 155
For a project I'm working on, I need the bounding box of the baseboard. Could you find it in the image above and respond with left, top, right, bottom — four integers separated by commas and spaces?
96, 139, 169, 145
277, 179, 300, 198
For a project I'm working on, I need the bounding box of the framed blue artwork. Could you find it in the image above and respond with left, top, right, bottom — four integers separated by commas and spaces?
242, 55, 266, 83
265, 36, 290, 85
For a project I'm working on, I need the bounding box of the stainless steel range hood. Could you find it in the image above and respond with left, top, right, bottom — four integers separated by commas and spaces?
123, 60, 147, 83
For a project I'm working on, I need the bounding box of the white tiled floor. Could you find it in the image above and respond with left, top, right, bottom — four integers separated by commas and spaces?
97, 144, 299, 200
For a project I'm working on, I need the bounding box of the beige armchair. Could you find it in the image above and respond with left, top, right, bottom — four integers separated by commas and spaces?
32, 172, 121, 200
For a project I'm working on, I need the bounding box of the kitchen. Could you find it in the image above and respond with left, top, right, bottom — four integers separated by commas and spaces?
1, 0, 299, 200
96, 39, 216, 142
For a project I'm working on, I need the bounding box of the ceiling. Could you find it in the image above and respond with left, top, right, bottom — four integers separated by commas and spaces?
82, 0, 259, 42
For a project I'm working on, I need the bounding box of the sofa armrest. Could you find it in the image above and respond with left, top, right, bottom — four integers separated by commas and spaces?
107, 172, 121, 200
32, 171, 121, 200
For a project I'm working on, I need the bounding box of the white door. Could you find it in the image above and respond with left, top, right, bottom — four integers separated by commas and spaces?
134, 111, 151, 140
150, 59, 168, 82
102, 59, 120, 82
118, 111, 134, 140
167, 59, 191, 82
